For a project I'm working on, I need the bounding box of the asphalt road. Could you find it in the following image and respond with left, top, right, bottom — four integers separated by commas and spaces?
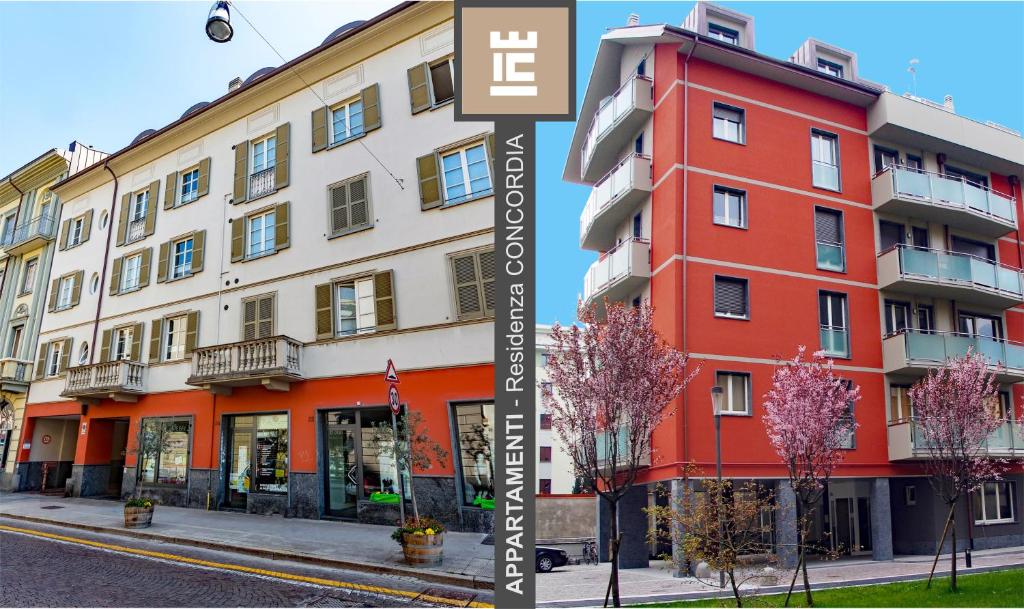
0, 519, 490, 608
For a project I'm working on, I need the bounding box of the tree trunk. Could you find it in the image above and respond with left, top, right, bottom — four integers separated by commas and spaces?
783, 533, 803, 607
801, 545, 813, 607
950, 504, 958, 592
728, 568, 742, 607
799, 501, 814, 607
408, 469, 419, 521
603, 500, 622, 608
927, 504, 955, 589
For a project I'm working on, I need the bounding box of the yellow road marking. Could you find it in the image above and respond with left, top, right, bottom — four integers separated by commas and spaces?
0, 524, 492, 608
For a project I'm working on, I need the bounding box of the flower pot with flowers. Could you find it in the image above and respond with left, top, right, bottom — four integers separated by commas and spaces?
392, 516, 446, 566
124, 497, 155, 528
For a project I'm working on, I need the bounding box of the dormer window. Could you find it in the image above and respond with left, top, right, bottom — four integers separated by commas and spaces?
817, 58, 844, 79
708, 23, 740, 45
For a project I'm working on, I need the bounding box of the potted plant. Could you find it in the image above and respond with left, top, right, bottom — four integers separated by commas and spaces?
124, 496, 155, 528
122, 419, 167, 528
392, 516, 446, 566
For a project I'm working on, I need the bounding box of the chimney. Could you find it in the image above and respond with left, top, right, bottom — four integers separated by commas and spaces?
229, 77, 243, 92
943, 94, 955, 112
627, 13, 640, 26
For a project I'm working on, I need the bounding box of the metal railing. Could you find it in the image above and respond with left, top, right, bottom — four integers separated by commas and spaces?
126, 218, 146, 242
876, 165, 1017, 225
0, 358, 32, 383
190, 335, 301, 380
63, 360, 146, 395
9, 214, 57, 249
249, 167, 276, 199
583, 237, 650, 303
881, 244, 1024, 299
889, 329, 1024, 372
580, 153, 651, 239
581, 75, 653, 174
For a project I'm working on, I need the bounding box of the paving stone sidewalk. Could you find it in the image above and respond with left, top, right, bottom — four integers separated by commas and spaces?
0, 491, 494, 589
536, 547, 1024, 606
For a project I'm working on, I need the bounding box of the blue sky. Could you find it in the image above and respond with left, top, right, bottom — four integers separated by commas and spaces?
537, 1, 1024, 326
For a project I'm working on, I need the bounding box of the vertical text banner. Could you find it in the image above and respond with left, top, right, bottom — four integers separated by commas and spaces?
455, 1, 575, 606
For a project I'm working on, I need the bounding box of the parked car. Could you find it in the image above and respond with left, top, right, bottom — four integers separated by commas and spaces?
536, 546, 569, 573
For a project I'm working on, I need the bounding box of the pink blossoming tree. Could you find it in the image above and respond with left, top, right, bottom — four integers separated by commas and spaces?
907, 350, 1005, 592
762, 346, 859, 607
543, 300, 698, 608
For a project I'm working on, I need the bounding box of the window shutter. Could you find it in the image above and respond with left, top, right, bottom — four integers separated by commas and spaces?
374, 270, 396, 331
185, 311, 199, 355
714, 277, 747, 317
479, 250, 495, 316
192, 230, 206, 274
100, 329, 112, 363
815, 208, 842, 244
315, 283, 333, 339
71, 270, 84, 307
485, 133, 496, 174
274, 202, 290, 250
144, 180, 159, 236
157, 241, 169, 283
242, 298, 258, 340
361, 83, 381, 132
59, 219, 70, 250
311, 106, 328, 153
149, 318, 162, 364
81, 210, 93, 242
34, 343, 46, 380
47, 279, 59, 312
257, 295, 274, 338
416, 153, 442, 210
230, 218, 244, 262
232, 140, 248, 204
452, 253, 483, 320
109, 256, 123, 296
131, 323, 144, 362
197, 157, 211, 198
330, 182, 350, 234
139, 248, 152, 287
116, 193, 131, 245
274, 123, 290, 189
164, 171, 178, 210
60, 338, 72, 373
349, 177, 368, 228
407, 63, 431, 114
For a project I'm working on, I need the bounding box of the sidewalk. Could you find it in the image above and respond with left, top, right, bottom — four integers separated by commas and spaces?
536, 548, 1024, 606
0, 492, 493, 590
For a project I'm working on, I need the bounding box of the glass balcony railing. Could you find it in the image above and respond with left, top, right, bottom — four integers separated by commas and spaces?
895, 329, 1024, 372
579, 153, 651, 247
886, 244, 1024, 299
820, 326, 849, 358
582, 237, 650, 304
877, 166, 1017, 226
905, 417, 1019, 454
580, 75, 653, 178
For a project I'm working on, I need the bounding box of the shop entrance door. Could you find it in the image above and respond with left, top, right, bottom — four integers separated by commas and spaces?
324, 411, 359, 518
829, 481, 872, 555
226, 417, 254, 509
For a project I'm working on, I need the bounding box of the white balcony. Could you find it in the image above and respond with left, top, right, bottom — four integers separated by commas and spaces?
187, 335, 303, 394
888, 418, 1021, 461
579, 154, 652, 251
6, 214, 57, 256
582, 238, 651, 315
61, 360, 148, 403
249, 167, 276, 199
882, 330, 1024, 384
877, 245, 1024, 310
871, 166, 1017, 238
580, 75, 653, 183
0, 358, 32, 393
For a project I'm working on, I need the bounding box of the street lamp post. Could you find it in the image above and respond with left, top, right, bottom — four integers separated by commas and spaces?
710, 385, 725, 589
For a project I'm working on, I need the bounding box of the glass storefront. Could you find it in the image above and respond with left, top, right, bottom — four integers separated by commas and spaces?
323, 407, 408, 518
225, 414, 288, 509
453, 402, 495, 509
138, 417, 191, 486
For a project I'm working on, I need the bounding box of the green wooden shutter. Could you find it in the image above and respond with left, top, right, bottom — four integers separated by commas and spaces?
407, 63, 431, 114
257, 295, 274, 338
109, 256, 123, 296
485, 133, 496, 174
311, 106, 328, 152
185, 311, 199, 355
100, 329, 112, 363
362, 83, 381, 132
274, 123, 290, 189
130, 323, 144, 362
349, 177, 368, 228
232, 140, 248, 204
139, 248, 152, 287
197, 157, 211, 198
60, 338, 72, 373
374, 270, 396, 331
144, 180, 159, 236
452, 252, 483, 320
47, 279, 59, 312
34, 343, 46, 379
416, 153, 442, 210
230, 218, 244, 262
157, 241, 169, 283
330, 182, 349, 235
116, 193, 131, 245
149, 318, 163, 363
59, 219, 70, 250
274, 202, 290, 251
81, 210, 93, 242
191, 230, 206, 274
164, 172, 178, 210
71, 270, 84, 307
242, 298, 258, 340
480, 249, 495, 316
315, 283, 333, 339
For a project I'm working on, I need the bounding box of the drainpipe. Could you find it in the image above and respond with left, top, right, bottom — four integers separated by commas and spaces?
680, 37, 696, 477
91, 162, 119, 364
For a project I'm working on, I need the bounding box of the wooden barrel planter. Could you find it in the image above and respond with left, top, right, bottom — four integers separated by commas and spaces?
402, 532, 444, 566
124, 506, 154, 529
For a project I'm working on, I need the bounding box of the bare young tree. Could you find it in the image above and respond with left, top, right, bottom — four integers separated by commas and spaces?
372, 410, 448, 521
543, 300, 698, 607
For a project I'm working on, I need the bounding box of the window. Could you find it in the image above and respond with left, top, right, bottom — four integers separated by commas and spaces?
632, 212, 643, 239
905, 155, 923, 171
713, 103, 745, 144
121, 253, 142, 292
884, 300, 910, 336
138, 417, 191, 486
0, 214, 15, 244
959, 312, 1003, 341
331, 98, 364, 144
889, 385, 912, 421
429, 58, 455, 106
635, 134, 644, 155
917, 306, 934, 333
974, 481, 1015, 524
131, 191, 148, 222
713, 186, 746, 228
180, 168, 200, 204
7, 326, 23, 359
912, 226, 929, 249
814, 207, 845, 271
329, 175, 371, 236
817, 58, 844, 78
89, 273, 100, 295
539, 479, 552, 495
113, 326, 134, 361
78, 342, 89, 365
714, 276, 748, 319
69, 217, 85, 247
873, 146, 900, 174
247, 210, 276, 258
20, 258, 37, 294
541, 353, 551, 368
163, 315, 187, 361
56, 275, 75, 310
454, 402, 495, 509
636, 58, 646, 77
540, 413, 552, 430
451, 249, 496, 320
441, 143, 492, 205
252, 135, 277, 173
335, 277, 376, 336
716, 372, 750, 414
242, 293, 275, 340
708, 23, 739, 45
811, 130, 840, 190
879, 220, 904, 251
819, 291, 849, 357
838, 380, 856, 449
225, 414, 289, 502
171, 238, 194, 279
540, 446, 552, 462
46, 341, 63, 377
904, 485, 917, 506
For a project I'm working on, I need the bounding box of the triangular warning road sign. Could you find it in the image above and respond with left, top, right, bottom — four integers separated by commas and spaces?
384, 359, 400, 384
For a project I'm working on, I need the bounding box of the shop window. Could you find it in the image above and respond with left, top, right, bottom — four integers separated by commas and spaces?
138, 417, 191, 486
359, 408, 404, 500
226, 414, 288, 507
454, 402, 495, 509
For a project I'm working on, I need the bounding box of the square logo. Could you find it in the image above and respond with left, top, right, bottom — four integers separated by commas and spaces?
457, 4, 572, 119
